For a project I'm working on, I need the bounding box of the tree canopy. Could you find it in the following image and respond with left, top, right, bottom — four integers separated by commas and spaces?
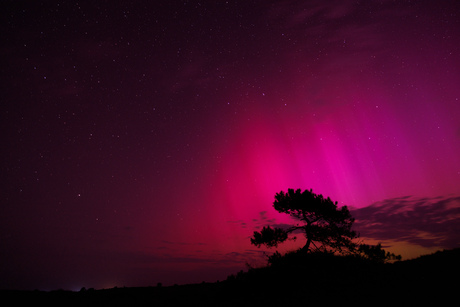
251, 188, 358, 254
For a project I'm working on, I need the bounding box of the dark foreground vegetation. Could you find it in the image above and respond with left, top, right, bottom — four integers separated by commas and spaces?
2, 248, 459, 306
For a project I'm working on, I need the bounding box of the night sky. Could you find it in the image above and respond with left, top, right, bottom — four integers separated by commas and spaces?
1, 0, 459, 291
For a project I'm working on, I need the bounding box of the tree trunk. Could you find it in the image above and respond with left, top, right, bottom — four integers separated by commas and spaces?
302, 237, 311, 252
302, 223, 312, 252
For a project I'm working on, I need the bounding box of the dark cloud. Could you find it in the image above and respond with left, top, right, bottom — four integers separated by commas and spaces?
351, 195, 460, 249
115, 249, 266, 276
250, 212, 304, 236
227, 219, 247, 228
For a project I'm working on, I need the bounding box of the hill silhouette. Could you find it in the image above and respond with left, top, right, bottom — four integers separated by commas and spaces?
2, 248, 458, 306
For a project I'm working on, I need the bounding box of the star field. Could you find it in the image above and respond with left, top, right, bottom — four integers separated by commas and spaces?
1, 0, 459, 290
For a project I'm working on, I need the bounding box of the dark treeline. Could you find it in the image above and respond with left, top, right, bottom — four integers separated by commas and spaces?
1, 248, 458, 306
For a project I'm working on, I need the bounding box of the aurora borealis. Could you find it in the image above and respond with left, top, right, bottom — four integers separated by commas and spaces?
1, 0, 459, 291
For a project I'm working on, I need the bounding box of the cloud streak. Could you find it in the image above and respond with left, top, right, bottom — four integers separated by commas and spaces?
351, 195, 460, 249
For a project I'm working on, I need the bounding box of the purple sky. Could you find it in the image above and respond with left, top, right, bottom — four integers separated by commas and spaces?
1, 0, 459, 291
